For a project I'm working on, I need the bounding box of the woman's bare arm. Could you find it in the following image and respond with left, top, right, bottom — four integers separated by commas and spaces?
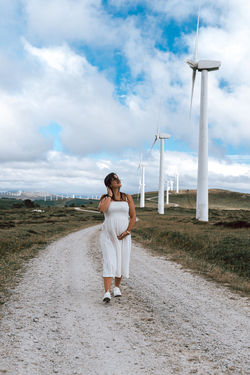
98, 187, 114, 213
117, 194, 136, 240
127, 194, 136, 232
98, 195, 112, 213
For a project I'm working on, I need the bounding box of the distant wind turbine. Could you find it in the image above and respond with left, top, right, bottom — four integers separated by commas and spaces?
151, 125, 170, 214
138, 156, 146, 208
186, 7, 221, 221
137, 180, 140, 201
166, 180, 169, 205
170, 180, 174, 191
176, 173, 179, 194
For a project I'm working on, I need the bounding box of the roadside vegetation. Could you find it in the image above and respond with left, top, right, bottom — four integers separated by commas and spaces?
0, 189, 249, 306
0, 199, 102, 305
133, 190, 250, 296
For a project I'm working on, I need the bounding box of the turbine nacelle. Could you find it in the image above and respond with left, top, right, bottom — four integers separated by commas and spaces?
198, 60, 221, 71
138, 162, 146, 169
151, 133, 170, 149
159, 133, 171, 140
186, 59, 221, 72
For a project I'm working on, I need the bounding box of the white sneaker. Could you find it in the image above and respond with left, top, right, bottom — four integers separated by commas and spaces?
113, 287, 122, 297
103, 291, 111, 302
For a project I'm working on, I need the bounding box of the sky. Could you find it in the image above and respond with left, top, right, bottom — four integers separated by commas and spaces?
0, 0, 250, 196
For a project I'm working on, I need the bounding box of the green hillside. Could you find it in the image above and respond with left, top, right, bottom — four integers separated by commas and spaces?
0, 198, 97, 209
0, 189, 249, 303
134, 189, 250, 210
133, 189, 250, 295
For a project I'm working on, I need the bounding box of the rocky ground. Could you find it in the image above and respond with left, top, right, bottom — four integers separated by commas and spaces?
0, 225, 249, 375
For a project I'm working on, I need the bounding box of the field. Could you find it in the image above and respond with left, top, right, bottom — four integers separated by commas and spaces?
0, 200, 102, 305
133, 189, 250, 295
0, 189, 249, 305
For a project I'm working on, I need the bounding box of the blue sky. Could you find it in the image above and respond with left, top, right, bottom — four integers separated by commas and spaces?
0, 0, 249, 194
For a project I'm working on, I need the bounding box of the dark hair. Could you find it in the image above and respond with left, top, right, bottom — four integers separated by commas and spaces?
104, 172, 116, 188
103, 172, 127, 201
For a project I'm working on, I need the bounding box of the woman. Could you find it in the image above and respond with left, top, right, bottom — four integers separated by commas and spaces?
98, 172, 136, 303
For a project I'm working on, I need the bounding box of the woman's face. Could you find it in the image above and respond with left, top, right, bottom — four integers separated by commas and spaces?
110, 174, 122, 189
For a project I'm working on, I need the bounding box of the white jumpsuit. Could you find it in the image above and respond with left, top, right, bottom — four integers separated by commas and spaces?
100, 201, 131, 278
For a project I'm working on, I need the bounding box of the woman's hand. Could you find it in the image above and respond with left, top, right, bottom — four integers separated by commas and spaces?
107, 187, 113, 197
117, 231, 130, 240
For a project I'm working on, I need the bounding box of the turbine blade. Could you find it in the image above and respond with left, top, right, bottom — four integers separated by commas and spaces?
151, 136, 157, 149
157, 122, 160, 137
189, 69, 197, 118
193, 5, 200, 61
186, 59, 197, 69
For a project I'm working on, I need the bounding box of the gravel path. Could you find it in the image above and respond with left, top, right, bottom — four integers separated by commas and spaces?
0, 225, 249, 375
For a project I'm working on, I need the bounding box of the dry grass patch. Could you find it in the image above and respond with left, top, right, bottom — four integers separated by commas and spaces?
133, 200, 250, 296
0, 205, 102, 306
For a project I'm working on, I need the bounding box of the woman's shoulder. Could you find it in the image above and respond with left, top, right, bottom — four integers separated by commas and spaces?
127, 194, 135, 203
121, 193, 133, 202
119, 192, 127, 201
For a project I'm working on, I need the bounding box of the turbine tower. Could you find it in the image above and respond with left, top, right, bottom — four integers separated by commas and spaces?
166, 180, 169, 205
152, 127, 171, 214
176, 173, 179, 194
138, 156, 146, 208
187, 7, 221, 222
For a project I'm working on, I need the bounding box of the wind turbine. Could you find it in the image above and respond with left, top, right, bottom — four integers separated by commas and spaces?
166, 180, 169, 205
137, 179, 140, 201
152, 126, 171, 214
138, 155, 146, 208
176, 173, 179, 194
187, 7, 221, 222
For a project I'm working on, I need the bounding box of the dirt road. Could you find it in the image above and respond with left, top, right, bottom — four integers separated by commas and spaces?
0, 225, 249, 374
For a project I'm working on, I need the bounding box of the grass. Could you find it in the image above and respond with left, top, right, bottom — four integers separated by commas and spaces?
0, 189, 249, 306
144, 189, 250, 210
133, 190, 250, 296
0, 204, 102, 305
0, 197, 95, 209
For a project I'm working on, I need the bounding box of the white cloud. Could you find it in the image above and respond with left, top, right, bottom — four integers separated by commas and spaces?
0, 90, 52, 161
0, 41, 151, 161
0, 150, 249, 194
96, 160, 112, 170
2, 0, 250, 154
104, 0, 250, 151
0, 0, 250, 193
23, 0, 121, 46
24, 41, 85, 74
